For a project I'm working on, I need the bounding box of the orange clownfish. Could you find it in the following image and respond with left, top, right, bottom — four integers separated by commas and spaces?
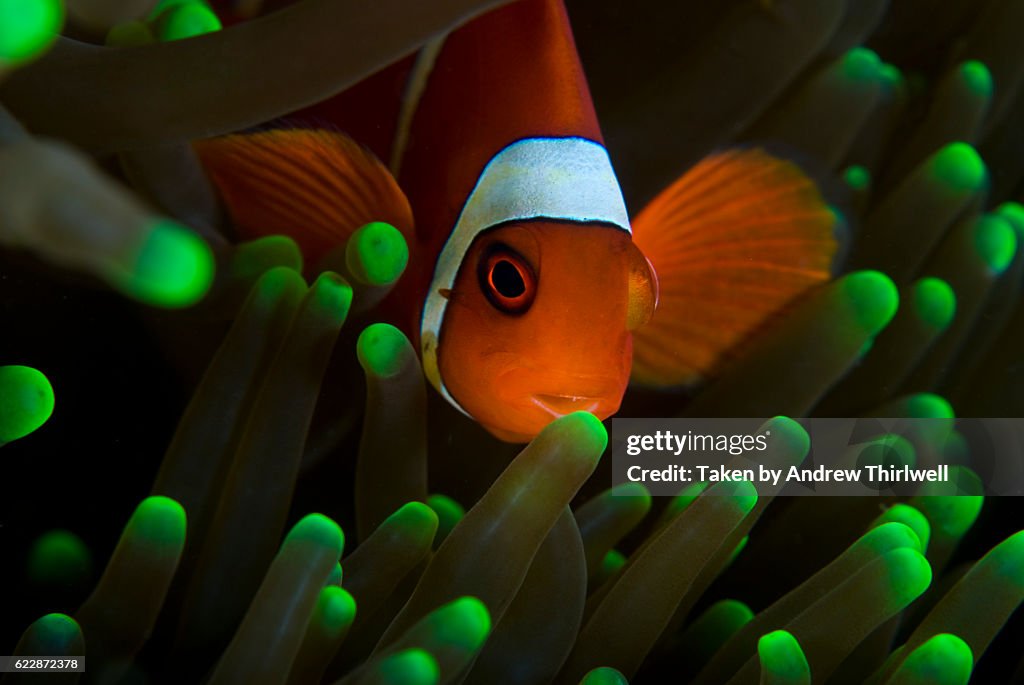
195, 0, 837, 442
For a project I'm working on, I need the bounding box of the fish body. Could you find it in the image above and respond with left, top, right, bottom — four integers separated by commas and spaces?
332, 0, 654, 444
196, 0, 836, 442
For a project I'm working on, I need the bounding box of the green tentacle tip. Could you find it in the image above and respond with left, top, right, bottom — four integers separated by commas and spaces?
903, 393, 955, 419
385, 502, 439, 537
843, 165, 871, 191
842, 270, 899, 335
433, 597, 492, 651
286, 513, 345, 555
959, 60, 993, 98
376, 648, 439, 685
701, 599, 754, 634
357, 323, 409, 378
914, 494, 982, 540
895, 634, 973, 685
153, 1, 221, 42
929, 142, 986, 193
311, 271, 354, 316
918, 464, 982, 496
124, 220, 214, 307
131, 496, 187, 545
681, 600, 752, 665
230, 235, 304, 281
888, 544, 937, 597
729, 536, 749, 564
757, 630, 809, 682
668, 481, 709, 518
912, 278, 956, 329
996, 202, 1024, 235
973, 214, 1016, 274
884, 548, 933, 603
0, 365, 54, 445
27, 530, 93, 586
105, 20, 155, 47
874, 504, 931, 553
255, 264, 302, 293
880, 63, 903, 90
557, 411, 609, 456
0, 0, 63, 64
247, 266, 302, 314
841, 47, 882, 82
319, 585, 356, 632
600, 549, 626, 576
858, 435, 915, 471
711, 479, 758, 513
147, 0, 209, 19
345, 221, 409, 286
28, 613, 81, 651
579, 666, 628, 685
608, 481, 652, 506
768, 416, 810, 458
426, 494, 465, 542
863, 522, 925, 554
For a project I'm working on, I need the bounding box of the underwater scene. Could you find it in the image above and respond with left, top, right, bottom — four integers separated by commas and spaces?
3, 0, 1024, 682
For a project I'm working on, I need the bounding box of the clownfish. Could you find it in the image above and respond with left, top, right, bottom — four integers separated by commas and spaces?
194, 0, 837, 443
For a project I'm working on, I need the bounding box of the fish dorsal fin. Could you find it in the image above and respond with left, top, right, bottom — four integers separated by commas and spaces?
194, 129, 413, 263
630, 147, 839, 388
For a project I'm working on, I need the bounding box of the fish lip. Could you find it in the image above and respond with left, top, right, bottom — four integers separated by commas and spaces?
492, 368, 623, 422
530, 393, 606, 418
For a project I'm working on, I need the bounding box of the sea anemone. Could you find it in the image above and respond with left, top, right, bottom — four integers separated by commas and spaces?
4, 0, 1024, 684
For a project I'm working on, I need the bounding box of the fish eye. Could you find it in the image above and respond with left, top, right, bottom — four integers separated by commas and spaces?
479, 245, 536, 314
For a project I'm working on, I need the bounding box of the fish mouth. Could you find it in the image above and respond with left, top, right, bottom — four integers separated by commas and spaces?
530, 393, 605, 417
480, 388, 622, 442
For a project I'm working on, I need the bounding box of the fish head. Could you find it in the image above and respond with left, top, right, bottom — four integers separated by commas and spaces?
437, 220, 657, 442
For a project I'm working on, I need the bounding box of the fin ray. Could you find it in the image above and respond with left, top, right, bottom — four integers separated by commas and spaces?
194, 129, 414, 263
630, 148, 838, 388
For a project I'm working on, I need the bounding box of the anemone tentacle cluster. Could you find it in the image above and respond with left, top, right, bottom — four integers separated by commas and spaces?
4, 1, 1024, 684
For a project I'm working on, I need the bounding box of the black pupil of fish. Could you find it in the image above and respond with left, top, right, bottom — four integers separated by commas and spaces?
492, 259, 526, 299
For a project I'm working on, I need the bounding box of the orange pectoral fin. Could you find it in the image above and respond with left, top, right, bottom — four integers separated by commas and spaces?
193, 129, 414, 264
630, 147, 839, 388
